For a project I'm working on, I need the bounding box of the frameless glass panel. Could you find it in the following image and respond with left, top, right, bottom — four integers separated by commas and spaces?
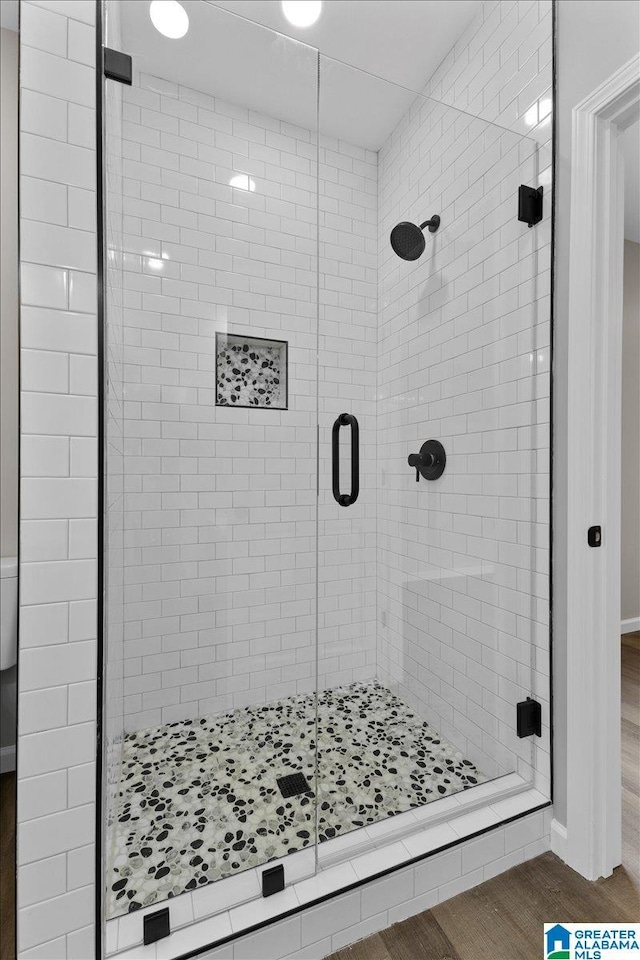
102, 0, 319, 920
316, 52, 546, 848
103, 0, 126, 878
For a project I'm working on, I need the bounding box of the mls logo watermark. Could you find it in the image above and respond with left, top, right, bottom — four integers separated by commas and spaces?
546, 925, 571, 959
544, 923, 640, 959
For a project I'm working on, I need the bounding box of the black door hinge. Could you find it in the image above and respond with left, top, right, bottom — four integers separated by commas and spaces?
262, 863, 285, 897
143, 907, 170, 945
518, 185, 543, 227
104, 47, 132, 85
516, 698, 542, 738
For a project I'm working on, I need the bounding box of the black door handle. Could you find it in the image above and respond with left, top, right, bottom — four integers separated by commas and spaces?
332, 413, 359, 506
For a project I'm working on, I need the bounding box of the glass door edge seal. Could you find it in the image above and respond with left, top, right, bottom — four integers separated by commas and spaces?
105, 780, 550, 959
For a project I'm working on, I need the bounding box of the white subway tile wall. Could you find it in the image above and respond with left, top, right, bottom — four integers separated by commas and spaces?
114, 73, 378, 731
18, 3, 98, 958
317, 130, 378, 696
376, 0, 552, 790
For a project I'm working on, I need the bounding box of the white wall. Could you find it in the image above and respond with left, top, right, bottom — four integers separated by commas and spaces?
553, 0, 640, 827
0, 26, 19, 762
376, 0, 552, 789
17, 2, 98, 956
317, 129, 378, 705
113, 4, 552, 784
621, 240, 640, 625
1, 26, 19, 560
112, 73, 377, 732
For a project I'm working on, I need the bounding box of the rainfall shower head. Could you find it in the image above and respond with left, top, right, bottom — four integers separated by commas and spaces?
390, 215, 440, 261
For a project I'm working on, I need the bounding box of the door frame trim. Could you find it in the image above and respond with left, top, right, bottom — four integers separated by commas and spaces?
563, 52, 640, 881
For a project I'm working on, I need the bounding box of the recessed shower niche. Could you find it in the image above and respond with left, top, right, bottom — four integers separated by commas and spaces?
101, 0, 552, 952
215, 333, 288, 409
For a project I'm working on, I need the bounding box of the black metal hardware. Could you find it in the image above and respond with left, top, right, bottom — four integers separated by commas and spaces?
104, 47, 132, 85
419, 215, 441, 234
516, 698, 542, 738
587, 525, 602, 547
143, 907, 170, 945
332, 413, 359, 506
262, 864, 285, 897
518, 185, 543, 227
277, 772, 311, 798
407, 439, 446, 482
390, 216, 440, 260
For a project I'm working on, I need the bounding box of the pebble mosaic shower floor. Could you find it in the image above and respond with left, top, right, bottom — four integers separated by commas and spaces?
107, 681, 486, 917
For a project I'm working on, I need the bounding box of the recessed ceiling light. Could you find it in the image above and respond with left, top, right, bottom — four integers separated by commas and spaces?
149, 0, 189, 39
281, 1, 322, 28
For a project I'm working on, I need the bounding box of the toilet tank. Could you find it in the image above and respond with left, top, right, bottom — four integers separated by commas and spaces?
0, 557, 18, 671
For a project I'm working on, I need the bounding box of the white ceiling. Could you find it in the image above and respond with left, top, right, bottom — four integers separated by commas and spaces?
210, 1, 482, 93
120, 0, 482, 149
623, 120, 640, 243
0, 1, 19, 32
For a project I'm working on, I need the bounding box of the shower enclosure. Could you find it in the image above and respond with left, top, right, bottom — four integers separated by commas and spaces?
100, 1, 552, 954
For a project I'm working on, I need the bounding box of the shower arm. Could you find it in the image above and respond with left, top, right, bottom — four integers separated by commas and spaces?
419, 216, 441, 233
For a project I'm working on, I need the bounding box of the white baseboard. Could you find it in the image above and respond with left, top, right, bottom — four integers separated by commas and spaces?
0, 744, 16, 774
621, 617, 640, 634
550, 818, 568, 863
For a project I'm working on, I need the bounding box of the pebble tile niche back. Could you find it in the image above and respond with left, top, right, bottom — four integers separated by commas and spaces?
215, 334, 288, 409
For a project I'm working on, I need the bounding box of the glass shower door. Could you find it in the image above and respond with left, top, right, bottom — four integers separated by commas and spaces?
102, 1, 322, 920
100, 2, 552, 942
315, 52, 547, 850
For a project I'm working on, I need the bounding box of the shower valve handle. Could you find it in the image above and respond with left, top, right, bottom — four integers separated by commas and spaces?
408, 452, 434, 481
407, 440, 446, 482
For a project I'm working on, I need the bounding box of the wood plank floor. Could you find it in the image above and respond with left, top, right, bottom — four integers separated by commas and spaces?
328, 636, 640, 960
0, 771, 16, 960
329, 854, 640, 960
